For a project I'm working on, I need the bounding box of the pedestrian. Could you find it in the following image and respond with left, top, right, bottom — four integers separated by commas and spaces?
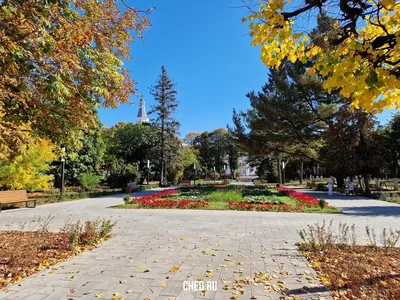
328, 176, 333, 196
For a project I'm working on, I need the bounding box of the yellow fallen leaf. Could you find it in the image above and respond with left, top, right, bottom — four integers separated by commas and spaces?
111, 292, 121, 300
95, 292, 104, 298
136, 265, 143, 268
126, 289, 133, 293
169, 266, 180, 273
161, 283, 167, 287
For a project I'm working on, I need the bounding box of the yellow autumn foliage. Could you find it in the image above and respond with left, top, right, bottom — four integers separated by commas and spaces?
246, 0, 400, 112
0, 139, 56, 191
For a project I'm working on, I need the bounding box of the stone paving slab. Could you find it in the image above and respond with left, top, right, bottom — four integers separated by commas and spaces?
0, 187, 399, 299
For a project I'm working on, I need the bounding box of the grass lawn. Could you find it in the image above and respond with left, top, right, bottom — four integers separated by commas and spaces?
113, 185, 340, 213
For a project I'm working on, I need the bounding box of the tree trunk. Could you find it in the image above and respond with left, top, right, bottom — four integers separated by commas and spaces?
336, 175, 344, 188
363, 172, 371, 195
160, 118, 165, 187
277, 155, 282, 184
357, 175, 364, 193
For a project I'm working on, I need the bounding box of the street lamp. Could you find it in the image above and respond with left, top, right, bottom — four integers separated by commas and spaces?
213, 166, 216, 183
147, 160, 150, 186
224, 164, 226, 181
60, 147, 66, 197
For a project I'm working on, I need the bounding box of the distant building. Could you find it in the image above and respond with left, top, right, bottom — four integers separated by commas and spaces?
136, 99, 149, 124
226, 156, 257, 178
238, 157, 257, 177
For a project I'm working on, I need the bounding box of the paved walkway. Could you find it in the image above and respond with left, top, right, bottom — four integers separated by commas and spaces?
0, 188, 398, 300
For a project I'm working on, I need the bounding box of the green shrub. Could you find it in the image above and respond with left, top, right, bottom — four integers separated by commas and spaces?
207, 190, 242, 202
79, 172, 102, 191
319, 198, 327, 209
123, 195, 131, 204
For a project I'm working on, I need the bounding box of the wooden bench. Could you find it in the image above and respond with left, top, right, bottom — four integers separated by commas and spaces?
0, 190, 36, 212
179, 179, 192, 186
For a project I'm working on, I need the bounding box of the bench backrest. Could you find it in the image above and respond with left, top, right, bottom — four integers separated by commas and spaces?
0, 190, 28, 204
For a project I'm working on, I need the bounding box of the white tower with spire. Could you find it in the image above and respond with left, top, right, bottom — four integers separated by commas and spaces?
136, 99, 149, 124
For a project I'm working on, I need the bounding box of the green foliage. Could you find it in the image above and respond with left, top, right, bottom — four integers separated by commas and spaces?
244, 195, 282, 204
193, 129, 239, 175
123, 195, 131, 204
107, 162, 141, 188
242, 188, 272, 196
229, 61, 336, 162
149, 66, 180, 184
79, 173, 102, 191
207, 190, 243, 203
319, 198, 327, 209
64, 121, 105, 186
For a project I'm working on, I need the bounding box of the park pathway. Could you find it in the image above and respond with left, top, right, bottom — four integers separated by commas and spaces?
0, 187, 398, 300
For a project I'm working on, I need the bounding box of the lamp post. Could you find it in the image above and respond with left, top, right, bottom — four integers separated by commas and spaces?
60, 147, 66, 197
213, 166, 216, 184
282, 161, 286, 184
147, 160, 150, 186
224, 164, 226, 181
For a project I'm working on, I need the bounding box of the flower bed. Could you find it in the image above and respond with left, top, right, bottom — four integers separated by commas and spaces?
276, 186, 323, 207
130, 189, 208, 209
229, 201, 303, 212
228, 186, 326, 212
118, 186, 338, 213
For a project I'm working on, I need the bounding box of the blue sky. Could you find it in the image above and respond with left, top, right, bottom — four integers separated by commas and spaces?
98, 0, 394, 137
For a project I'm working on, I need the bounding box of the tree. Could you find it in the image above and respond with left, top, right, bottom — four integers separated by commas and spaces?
193, 129, 234, 174
149, 66, 180, 185
227, 141, 239, 177
178, 147, 199, 181
0, 0, 150, 158
0, 139, 56, 191
183, 132, 201, 147
102, 122, 159, 185
64, 120, 105, 186
229, 61, 336, 173
244, 0, 400, 112
320, 108, 386, 193
193, 132, 215, 171
383, 113, 400, 177
210, 129, 231, 173
248, 156, 278, 182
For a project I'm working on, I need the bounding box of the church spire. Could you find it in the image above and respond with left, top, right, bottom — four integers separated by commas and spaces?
136, 98, 149, 124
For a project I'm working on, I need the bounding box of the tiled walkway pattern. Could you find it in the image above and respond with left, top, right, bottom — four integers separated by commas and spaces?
0, 188, 398, 300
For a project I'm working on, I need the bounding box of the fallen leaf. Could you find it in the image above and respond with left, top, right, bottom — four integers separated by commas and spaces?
169, 266, 180, 273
